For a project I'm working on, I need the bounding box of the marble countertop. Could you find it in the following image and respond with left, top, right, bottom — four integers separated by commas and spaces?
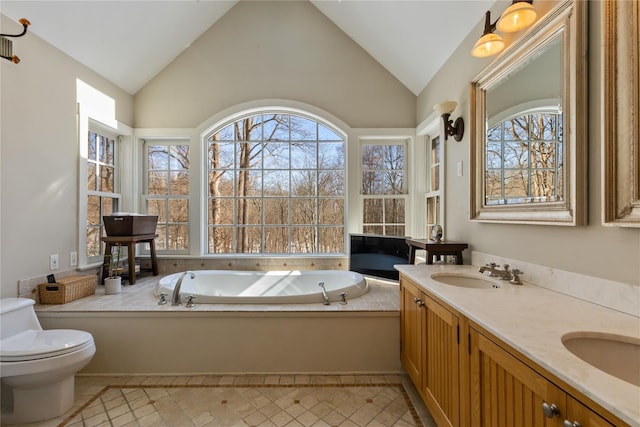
396, 264, 640, 427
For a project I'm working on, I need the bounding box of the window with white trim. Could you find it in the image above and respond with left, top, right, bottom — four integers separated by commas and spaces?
361, 139, 407, 236
86, 129, 120, 260
205, 112, 345, 254
145, 142, 190, 252
425, 134, 442, 239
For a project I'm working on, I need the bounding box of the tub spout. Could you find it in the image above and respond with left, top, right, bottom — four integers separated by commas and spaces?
318, 281, 330, 305
172, 271, 195, 306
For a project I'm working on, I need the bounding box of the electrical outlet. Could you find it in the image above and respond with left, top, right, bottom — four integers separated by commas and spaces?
70, 251, 78, 267
50, 254, 59, 270
457, 161, 463, 177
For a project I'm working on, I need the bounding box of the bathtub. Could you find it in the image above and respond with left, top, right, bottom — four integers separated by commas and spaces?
155, 270, 368, 304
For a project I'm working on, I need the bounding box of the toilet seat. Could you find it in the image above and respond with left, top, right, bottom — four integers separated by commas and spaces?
0, 329, 94, 362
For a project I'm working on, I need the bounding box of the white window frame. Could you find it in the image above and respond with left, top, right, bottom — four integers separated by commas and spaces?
359, 137, 410, 236
79, 120, 124, 267
142, 139, 192, 254
417, 116, 445, 239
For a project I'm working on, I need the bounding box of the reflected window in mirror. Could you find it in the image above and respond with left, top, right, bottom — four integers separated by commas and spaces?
486, 108, 563, 206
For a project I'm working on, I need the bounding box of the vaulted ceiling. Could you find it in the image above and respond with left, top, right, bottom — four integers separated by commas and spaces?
0, 0, 495, 95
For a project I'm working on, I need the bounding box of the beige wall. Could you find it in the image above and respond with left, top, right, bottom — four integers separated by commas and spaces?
0, 15, 134, 298
417, 0, 640, 286
134, 1, 416, 129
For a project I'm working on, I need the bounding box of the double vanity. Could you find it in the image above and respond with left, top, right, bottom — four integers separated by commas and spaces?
397, 264, 640, 427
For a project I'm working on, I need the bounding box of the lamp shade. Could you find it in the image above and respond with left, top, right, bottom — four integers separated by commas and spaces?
434, 101, 457, 116
496, 1, 537, 33
471, 32, 505, 58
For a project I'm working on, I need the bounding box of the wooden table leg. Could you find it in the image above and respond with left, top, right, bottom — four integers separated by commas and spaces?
149, 239, 158, 276
408, 246, 416, 264
101, 242, 113, 285
126, 242, 136, 285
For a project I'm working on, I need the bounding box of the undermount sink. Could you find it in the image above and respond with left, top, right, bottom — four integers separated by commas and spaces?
562, 332, 640, 387
430, 273, 502, 289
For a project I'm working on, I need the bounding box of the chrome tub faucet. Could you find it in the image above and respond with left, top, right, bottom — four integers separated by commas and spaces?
318, 281, 330, 305
172, 271, 195, 306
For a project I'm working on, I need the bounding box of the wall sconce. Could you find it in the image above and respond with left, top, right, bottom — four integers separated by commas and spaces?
0, 18, 31, 64
434, 101, 464, 142
472, 1, 537, 58
471, 11, 505, 58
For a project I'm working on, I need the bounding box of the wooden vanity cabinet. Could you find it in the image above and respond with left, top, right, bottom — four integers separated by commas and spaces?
470, 327, 567, 426
399, 273, 628, 427
400, 277, 424, 387
469, 327, 617, 427
565, 397, 615, 427
400, 277, 461, 427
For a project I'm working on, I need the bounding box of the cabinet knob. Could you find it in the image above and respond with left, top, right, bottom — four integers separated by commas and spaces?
542, 402, 561, 418
414, 297, 420, 303
417, 300, 425, 307
563, 421, 582, 427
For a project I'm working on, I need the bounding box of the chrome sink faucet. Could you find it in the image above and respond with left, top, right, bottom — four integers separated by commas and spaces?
172, 271, 195, 306
479, 263, 524, 285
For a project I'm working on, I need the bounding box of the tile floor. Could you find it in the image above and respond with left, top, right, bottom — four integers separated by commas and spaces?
2, 374, 436, 427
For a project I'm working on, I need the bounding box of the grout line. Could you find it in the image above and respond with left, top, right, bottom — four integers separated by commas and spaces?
58, 382, 423, 427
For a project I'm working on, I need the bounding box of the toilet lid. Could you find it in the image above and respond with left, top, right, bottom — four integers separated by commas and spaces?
0, 329, 94, 362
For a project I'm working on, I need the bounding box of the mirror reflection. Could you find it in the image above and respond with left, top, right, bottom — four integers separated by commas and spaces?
485, 37, 562, 206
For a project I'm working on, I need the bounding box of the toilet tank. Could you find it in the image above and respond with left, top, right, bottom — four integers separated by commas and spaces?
0, 298, 42, 339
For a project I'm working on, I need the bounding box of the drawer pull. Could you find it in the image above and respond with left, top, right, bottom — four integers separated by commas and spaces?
542, 402, 560, 418
563, 421, 582, 427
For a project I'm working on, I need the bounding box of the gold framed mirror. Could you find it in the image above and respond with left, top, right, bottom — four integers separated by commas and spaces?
470, 0, 587, 225
602, 0, 640, 227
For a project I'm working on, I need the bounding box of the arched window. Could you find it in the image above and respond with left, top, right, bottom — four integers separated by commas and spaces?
205, 112, 345, 254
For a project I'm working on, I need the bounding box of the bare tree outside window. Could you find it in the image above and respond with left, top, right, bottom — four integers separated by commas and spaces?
147, 144, 190, 251
86, 131, 118, 258
207, 113, 345, 254
486, 111, 562, 205
361, 142, 407, 236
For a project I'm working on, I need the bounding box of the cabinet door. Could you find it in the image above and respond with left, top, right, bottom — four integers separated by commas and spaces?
565, 396, 614, 427
422, 296, 460, 427
400, 278, 424, 388
470, 328, 566, 427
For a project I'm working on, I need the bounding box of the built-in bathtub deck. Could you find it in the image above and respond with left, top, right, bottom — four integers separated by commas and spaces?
34, 275, 400, 313
34, 275, 403, 375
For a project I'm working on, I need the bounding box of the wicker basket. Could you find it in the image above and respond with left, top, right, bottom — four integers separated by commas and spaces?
39, 275, 97, 304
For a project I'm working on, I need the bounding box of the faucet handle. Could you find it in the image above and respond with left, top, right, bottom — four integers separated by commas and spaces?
158, 293, 168, 305
510, 269, 524, 285
489, 262, 497, 268
186, 295, 196, 308
503, 264, 510, 271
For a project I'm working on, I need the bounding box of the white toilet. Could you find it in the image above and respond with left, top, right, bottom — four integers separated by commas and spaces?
0, 297, 96, 424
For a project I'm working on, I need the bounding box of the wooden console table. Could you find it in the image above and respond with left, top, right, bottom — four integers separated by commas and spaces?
405, 238, 468, 265
101, 234, 158, 285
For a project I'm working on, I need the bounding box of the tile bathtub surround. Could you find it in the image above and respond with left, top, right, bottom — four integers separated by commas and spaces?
1, 374, 435, 427
156, 257, 350, 276
472, 250, 640, 317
